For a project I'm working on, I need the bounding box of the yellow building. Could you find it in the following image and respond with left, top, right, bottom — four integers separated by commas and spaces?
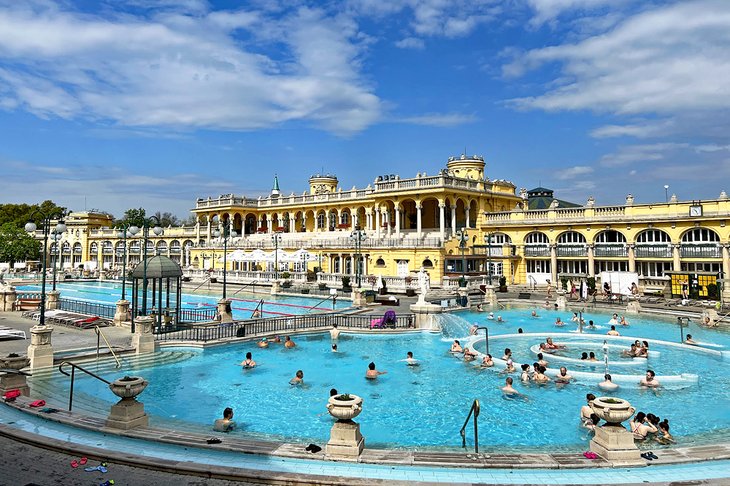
27, 154, 730, 300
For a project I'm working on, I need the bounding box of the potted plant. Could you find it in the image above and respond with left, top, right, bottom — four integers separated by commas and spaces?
318, 282, 328, 290
341, 276, 352, 292
306, 270, 317, 282
590, 396, 635, 426
458, 276, 467, 288
281, 272, 292, 288
0, 353, 30, 371
326, 393, 363, 421
587, 276, 596, 295
109, 376, 148, 400
560, 276, 568, 291
498, 275, 507, 292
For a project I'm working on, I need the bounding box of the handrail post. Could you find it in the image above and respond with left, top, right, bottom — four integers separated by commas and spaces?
69, 366, 75, 411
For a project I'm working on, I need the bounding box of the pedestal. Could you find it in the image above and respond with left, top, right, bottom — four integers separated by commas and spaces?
132, 316, 155, 355
555, 290, 567, 310
106, 398, 149, 430
482, 284, 498, 307
217, 298, 233, 323
27, 325, 54, 371
351, 289, 367, 308
0, 287, 16, 311
114, 299, 131, 327
326, 420, 364, 460
0, 373, 30, 397
46, 291, 60, 310
270, 281, 281, 295
410, 302, 442, 330
590, 425, 644, 466
626, 300, 642, 315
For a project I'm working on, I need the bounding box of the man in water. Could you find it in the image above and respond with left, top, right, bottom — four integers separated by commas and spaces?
405, 351, 418, 366
366, 361, 387, 379
469, 323, 479, 335
329, 323, 341, 340
685, 334, 698, 345
284, 336, 296, 348
580, 394, 596, 424
501, 376, 520, 396
607, 325, 620, 336
598, 373, 619, 392
555, 366, 574, 384
213, 407, 236, 432
290, 370, 304, 385
450, 340, 463, 353
639, 369, 660, 388
331, 343, 338, 352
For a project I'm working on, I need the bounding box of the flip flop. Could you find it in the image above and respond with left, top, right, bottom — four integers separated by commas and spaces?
100, 480, 115, 486
71, 460, 79, 468
207, 437, 222, 444
79, 457, 88, 465
648, 452, 659, 460
29, 399, 46, 408
640, 452, 653, 461
84, 465, 108, 473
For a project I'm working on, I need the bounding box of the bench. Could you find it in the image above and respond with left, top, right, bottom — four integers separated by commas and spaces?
642, 286, 666, 296
374, 296, 400, 306
13, 298, 41, 311
518, 292, 531, 299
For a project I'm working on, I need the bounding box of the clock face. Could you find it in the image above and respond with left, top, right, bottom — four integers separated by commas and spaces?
689, 205, 702, 217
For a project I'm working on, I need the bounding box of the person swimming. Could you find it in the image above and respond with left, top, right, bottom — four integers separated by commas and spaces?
501, 376, 522, 397
588, 351, 597, 361
284, 336, 296, 348
331, 343, 338, 352
531, 310, 540, 318
580, 352, 588, 361
240, 352, 256, 368
685, 334, 698, 345
405, 351, 419, 366
496, 315, 504, 322
257, 337, 269, 348
366, 361, 387, 379
555, 317, 565, 327
598, 373, 619, 392
487, 312, 495, 320
290, 369, 304, 385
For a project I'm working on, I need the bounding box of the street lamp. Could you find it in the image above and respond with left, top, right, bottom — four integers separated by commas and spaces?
484, 232, 494, 285
50, 231, 62, 291
25, 211, 66, 327
271, 232, 282, 280
350, 225, 367, 288
134, 216, 163, 332
116, 223, 139, 301
664, 184, 669, 203
456, 229, 468, 286
213, 221, 237, 299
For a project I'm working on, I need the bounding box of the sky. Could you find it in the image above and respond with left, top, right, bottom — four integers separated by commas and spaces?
0, 0, 729, 220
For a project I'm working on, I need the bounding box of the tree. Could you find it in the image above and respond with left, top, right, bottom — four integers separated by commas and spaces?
153, 211, 180, 227
115, 208, 146, 228
0, 223, 41, 264
0, 201, 67, 229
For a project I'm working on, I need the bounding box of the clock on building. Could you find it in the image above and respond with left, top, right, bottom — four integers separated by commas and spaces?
689, 205, 703, 217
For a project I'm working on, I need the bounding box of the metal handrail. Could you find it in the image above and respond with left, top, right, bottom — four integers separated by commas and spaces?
231, 280, 259, 297
190, 274, 213, 293
476, 327, 489, 355
94, 325, 121, 368
305, 296, 333, 314
250, 299, 264, 319
58, 361, 111, 411
460, 399, 480, 452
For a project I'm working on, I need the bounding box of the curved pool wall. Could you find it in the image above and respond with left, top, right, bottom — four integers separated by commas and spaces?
3, 405, 730, 485
17, 280, 351, 319
27, 306, 730, 452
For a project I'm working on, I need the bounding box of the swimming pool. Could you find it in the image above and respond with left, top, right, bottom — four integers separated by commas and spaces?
28, 305, 730, 452
17, 280, 350, 318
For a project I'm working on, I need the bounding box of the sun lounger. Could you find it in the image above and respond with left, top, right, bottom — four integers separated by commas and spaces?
0, 326, 26, 340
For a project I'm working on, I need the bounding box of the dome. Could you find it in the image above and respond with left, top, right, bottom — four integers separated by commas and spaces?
131, 255, 183, 278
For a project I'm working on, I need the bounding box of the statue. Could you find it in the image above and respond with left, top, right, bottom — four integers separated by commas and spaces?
417, 267, 430, 304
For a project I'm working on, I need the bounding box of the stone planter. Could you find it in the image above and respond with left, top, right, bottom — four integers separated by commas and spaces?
326, 394, 363, 421
109, 376, 148, 400
0, 355, 30, 371
591, 396, 635, 425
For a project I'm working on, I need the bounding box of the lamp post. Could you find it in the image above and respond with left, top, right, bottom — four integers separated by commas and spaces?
25, 211, 66, 327
213, 221, 237, 299
484, 232, 494, 285
664, 184, 669, 203
134, 216, 162, 332
271, 232, 282, 280
456, 229, 468, 286
116, 223, 139, 301
51, 231, 62, 291
350, 225, 367, 288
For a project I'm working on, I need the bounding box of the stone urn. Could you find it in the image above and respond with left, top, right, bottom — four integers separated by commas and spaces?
0, 354, 30, 371
326, 394, 363, 421
109, 376, 148, 400
591, 396, 635, 425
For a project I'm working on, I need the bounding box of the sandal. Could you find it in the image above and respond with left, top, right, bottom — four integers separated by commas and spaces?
71, 460, 79, 468
79, 457, 88, 465
206, 437, 222, 444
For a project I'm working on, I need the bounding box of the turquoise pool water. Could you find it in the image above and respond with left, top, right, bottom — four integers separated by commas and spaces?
31, 305, 730, 452
18, 280, 350, 318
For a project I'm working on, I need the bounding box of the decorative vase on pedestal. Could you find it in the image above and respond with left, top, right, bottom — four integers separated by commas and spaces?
106, 376, 149, 430
325, 394, 364, 460
589, 396, 643, 466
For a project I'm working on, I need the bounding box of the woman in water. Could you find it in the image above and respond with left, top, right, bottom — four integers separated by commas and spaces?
480, 354, 494, 368
450, 340, 463, 353
240, 352, 256, 368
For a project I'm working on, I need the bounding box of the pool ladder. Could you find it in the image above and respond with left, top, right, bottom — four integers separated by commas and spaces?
460, 399, 480, 453
58, 361, 111, 412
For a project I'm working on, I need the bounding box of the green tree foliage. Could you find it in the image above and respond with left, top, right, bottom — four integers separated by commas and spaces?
0, 223, 41, 264
153, 211, 179, 227
0, 201, 67, 229
115, 208, 146, 227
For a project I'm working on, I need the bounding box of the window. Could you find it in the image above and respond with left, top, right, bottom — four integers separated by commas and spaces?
422, 258, 434, 268
637, 262, 672, 277
681, 262, 721, 273
557, 231, 586, 244
636, 230, 671, 243
681, 228, 719, 242
594, 261, 628, 273
595, 230, 626, 243
375, 257, 385, 267
527, 260, 551, 273
557, 261, 587, 274
525, 232, 549, 244
317, 213, 326, 229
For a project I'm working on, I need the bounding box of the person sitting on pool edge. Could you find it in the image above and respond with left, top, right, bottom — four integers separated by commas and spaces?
598, 373, 619, 392
284, 336, 296, 348
240, 352, 256, 369
213, 407, 236, 432
290, 370, 304, 385
366, 361, 387, 379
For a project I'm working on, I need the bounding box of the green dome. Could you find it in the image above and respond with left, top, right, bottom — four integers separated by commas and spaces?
131, 255, 183, 278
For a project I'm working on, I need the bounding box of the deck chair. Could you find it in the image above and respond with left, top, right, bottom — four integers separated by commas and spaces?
0, 326, 26, 340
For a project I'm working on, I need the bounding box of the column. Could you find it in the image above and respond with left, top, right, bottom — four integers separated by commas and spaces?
206, 219, 211, 241
588, 244, 595, 278
195, 220, 200, 241
302, 213, 307, 233
464, 203, 470, 229
627, 244, 636, 273
722, 245, 730, 302
267, 214, 273, 234
673, 244, 681, 271
375, 209, 381, 239
385, 210, 391, 237
290, 215, 295, 233
395, 206, 401, 238
450, 206, 456, 236
416, 204, 422, 238
550, 244, 558, 284
439, 203, 446, 241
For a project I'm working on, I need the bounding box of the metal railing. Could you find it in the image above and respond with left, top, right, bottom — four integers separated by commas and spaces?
153, 313, 416, 342
58, 361, 111, 411
58, 298, 116, 319
460, 399, 480, 453
94, 326, 121, 368
178, 307, 218, 322
680, 244, 722, 258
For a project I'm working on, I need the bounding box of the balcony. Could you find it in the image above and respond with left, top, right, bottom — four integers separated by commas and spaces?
556, 244, 587, 257
635, 244, 672, 258
680, 243, 721, 258
524, 245, 550, 257
594, 244, 628, 258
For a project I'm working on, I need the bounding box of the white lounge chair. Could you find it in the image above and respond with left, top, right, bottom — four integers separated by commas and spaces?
0, 326, 26, 340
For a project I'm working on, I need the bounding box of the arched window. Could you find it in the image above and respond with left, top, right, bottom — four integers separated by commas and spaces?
115, 241, 125, 253
156, 241, 168, 253
525, 232, 549, 244
422, 258, 434, 268
636, 229, 671, 243
90, 242, 98, 254
375, 257, 386, 267
557, 231, 586, 244
102, 241, 113, 253
681, 228, 719, 242
594, 230, 626, 243
316, 212, 326, 229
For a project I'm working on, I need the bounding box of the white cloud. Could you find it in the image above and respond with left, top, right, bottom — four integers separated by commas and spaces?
0, 3, 382, 135
555, 165, 593, 179
526, 0, 633, 26
590, 120, 675, 139
398, 113, 478, 127
507, 1, 730, 117
395, 37, 425, 49
695, 144, 730, 153
598, 143, 688, 167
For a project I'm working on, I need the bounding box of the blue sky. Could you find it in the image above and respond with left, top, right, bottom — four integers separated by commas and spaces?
0, 0, 729, 219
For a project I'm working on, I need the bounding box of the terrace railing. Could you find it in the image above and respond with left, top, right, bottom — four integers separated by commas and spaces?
58, 298, 116, 319
153, 313, 415, 342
